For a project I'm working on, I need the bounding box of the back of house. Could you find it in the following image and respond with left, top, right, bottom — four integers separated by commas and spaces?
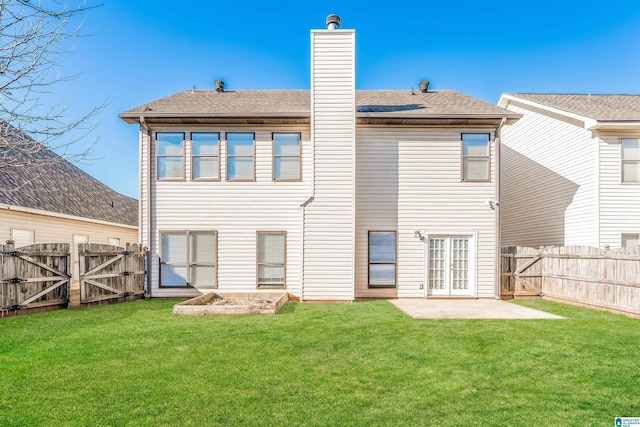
120, 15, 518, 300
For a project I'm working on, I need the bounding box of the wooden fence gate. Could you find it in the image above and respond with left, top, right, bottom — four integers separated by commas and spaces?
79, 243, 146, 304
1, 241, 71, 316
500, 246, 543, 299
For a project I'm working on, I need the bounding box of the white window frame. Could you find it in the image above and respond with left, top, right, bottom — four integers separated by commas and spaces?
422, 230, 478, 297
108, 237, 121, 247
191, 132, 220, 181
368, 231, 397, 288
226, 132, 255, 181
272, 132, 302, 181
159, 231, 217, 288
256, 231, 286, 289
156, 132, 185, 180
461, 133, 491, 182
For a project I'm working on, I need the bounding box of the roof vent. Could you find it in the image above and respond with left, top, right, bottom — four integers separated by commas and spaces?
419, 80, 429, 93
326, 14, 340, 30
214, 80, 225, 92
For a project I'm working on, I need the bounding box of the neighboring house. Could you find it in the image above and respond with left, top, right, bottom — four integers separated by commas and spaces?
119, 15, 519, 301
499, 93, 640, 248
0, 122, 139, 289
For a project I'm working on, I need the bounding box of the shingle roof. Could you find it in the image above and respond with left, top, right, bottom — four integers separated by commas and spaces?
0, 124, 138, 226
119, 89, 516, 119
505, 93, 640, 121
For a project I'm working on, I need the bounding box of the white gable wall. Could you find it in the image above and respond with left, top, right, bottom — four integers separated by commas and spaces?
501, 101, 597, 247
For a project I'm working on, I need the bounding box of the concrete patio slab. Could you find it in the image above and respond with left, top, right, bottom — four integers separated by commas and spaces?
389, 299, 565, 319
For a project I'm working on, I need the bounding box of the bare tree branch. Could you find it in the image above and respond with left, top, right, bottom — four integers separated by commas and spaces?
0, 0, 104, 170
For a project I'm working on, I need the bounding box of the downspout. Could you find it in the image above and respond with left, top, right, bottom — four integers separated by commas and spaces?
140, 116, 152, 299
494, 117, 507, 299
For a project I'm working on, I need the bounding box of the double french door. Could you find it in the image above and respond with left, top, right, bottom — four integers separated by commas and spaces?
427, 235, 475, 296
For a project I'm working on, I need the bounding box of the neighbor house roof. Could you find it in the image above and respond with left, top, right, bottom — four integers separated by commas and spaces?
0, 123, 138, 226
119, 89, 520, 125
499, 93, 640, 129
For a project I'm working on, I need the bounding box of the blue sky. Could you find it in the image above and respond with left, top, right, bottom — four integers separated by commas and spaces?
48, 0, 640, 198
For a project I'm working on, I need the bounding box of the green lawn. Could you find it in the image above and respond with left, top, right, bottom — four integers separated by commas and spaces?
0, 299, 638, 426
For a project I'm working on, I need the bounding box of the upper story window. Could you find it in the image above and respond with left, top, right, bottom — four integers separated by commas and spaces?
156, 132, 184, 180
273, 133, 301, 181
621, 138, 639, 183
368, 231, 397, 288
226, 132, 255, 181
191, 132, 220, 180
462, 133, 490, 181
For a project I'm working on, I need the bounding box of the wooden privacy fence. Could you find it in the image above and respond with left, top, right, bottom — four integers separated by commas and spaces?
79, 243, 146, 304
1, 241, 71, 316
502, 245, 640, 316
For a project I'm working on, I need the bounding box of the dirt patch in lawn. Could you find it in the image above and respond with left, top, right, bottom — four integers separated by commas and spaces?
173, 292, 288, 315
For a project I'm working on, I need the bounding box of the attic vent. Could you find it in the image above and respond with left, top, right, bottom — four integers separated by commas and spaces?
214, 80, 225, 92
326, 14, 340, 30
419, 80, 429, 93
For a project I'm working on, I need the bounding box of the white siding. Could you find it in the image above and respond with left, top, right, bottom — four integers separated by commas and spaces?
0, 208, 137, 290
598, 134, 640, 247
388, 129, 497, 298
304, 29, 356, 300
501, 102, 597, 247
147, 126, 311, 298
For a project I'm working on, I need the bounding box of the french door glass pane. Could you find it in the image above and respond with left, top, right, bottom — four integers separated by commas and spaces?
452, 238, 469, 290
429, 238, 445, 290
